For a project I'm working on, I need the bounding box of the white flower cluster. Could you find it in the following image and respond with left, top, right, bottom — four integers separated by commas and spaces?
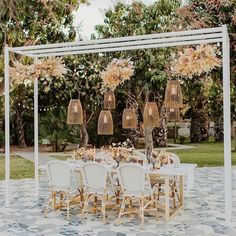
10, 57, 67, 87
101, 58, 134, 91
171, 44, 221, 78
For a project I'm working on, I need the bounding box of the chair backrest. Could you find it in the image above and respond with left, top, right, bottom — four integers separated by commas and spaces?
133, 150, 146, 161
95, 151, 112, 161
168, 152, 180, 165
82, 162, 108, 189
74, 170, 83, 189
117, 164, 146, 192
47, 161, 72, 190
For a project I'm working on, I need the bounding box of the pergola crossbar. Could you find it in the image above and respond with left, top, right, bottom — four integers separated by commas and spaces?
11, 33, 223, 58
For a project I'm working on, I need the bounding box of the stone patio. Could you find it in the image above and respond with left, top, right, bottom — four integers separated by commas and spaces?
0, 167, 236, 236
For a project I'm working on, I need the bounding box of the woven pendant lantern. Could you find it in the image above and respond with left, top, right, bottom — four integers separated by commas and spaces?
104, 91, 116, 109
143, 93, 160, 128
97, 110, 113, 135
67, 99, 83, 124
166, 107, 180, 122
122, 108, 136, 129
164, 80, 183, 108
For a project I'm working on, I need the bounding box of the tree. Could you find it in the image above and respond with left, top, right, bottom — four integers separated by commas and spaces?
0, 0, 84, 147
94, 0, 180, 148
176, 0, 236, 141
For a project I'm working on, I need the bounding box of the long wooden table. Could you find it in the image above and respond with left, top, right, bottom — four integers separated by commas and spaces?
69, 161, 194, 222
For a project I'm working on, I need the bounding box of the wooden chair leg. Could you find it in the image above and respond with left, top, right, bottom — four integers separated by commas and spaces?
116, 189, 120, 206
116, 197, 126, 226
66, 193, 70, 220
140, 197, 144, 229
44, 195, 52, 218
60, 192, 64, 209
81, 194, 89, 219
102, 194, 106, 224
52, 192, 57, 209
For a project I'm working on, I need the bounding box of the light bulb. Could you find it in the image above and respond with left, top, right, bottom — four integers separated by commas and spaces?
171, 85, 177, 95
103, 114, 108, 124
148, 107, 153, 116
73, 105, 78, 112
108, 95, 112, 101
126, 115, 130, 120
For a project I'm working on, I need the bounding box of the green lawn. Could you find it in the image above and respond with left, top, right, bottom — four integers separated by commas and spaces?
171, 142, 236, 167
0, 155, 34, 180
50, 154, 72, 160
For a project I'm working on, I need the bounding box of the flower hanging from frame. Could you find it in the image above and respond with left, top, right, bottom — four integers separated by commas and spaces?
10, 57, 67, 86
171, 44, 221, 79
101, 58, 134, 91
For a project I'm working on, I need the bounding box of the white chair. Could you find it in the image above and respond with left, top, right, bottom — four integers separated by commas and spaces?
44, 161, 77, 220
116, 163, 157, 228
80, 162, 114, 223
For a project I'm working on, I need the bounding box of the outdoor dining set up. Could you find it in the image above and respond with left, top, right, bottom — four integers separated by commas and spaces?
44, 148, 196, 228
43, 55, 197, 227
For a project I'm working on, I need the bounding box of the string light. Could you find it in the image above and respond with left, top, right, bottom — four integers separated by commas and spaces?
16, 103, 58, 112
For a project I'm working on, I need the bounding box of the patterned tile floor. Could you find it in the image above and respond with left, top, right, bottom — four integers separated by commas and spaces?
0, 167, 236, 236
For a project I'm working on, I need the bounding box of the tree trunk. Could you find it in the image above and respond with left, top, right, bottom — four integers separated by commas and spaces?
15, 107, 27, 148
190, 109, 209, 143
144, 127, 153, 163
81, 124, 89, 147
153, 109, 168, 147
214, 117, 223, 142
52, 142, 58, 152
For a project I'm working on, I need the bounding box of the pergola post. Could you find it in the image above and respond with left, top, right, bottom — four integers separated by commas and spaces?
34, 62, 39, 197
222, 25, 232, 223
4, 45, 10, 206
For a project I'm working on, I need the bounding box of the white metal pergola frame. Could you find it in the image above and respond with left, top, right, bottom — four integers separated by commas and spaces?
4, 25, 232, 222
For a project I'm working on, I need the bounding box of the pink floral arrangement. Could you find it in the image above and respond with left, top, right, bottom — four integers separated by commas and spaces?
171, 44, 221, 78
101, 58, 134, 91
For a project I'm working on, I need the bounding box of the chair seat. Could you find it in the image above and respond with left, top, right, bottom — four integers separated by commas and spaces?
123, 186, 153, 198
87, 186, 114, 195
150, 176, 175, 185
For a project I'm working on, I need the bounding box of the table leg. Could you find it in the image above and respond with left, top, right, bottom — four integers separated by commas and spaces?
190, 168, 195, 189
52, 192, 56, 209
179, 175, 184, 205
164, 176, 170, 222
187, 168, 195, 191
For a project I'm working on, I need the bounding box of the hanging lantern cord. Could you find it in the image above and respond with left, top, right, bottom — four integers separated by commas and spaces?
126, 98, 135, 109
76, 87, 80, 99
146, 91, 156, 102
68, 85, 81, 99
100, 100, 105, 110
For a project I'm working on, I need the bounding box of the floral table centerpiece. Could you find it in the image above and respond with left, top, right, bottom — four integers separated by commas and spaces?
74, 147, 86, 161
150, 150, 160, 169
74, 147, 95, 162
157, 151, 175, 166
109, 146, 130, 167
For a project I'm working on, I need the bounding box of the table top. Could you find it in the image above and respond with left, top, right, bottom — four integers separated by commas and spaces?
68, 161, 196, 177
